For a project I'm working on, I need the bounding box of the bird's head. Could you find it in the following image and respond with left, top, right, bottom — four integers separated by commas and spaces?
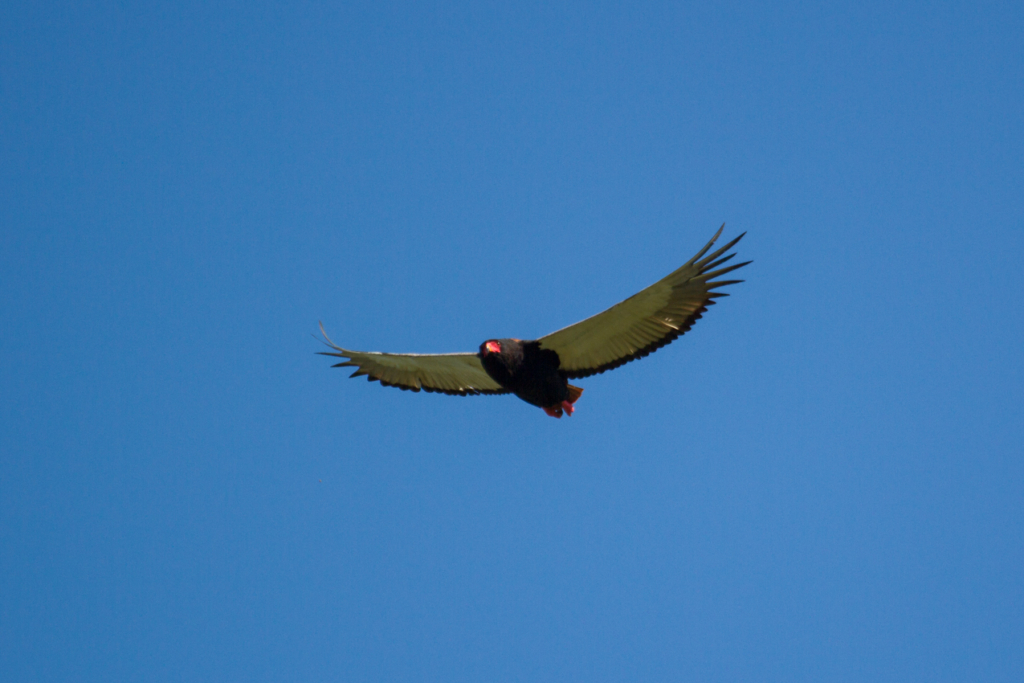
480, 340, 502, 356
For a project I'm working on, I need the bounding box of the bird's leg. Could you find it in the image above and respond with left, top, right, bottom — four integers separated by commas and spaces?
561, 400, 575, 416
543, 405, 563, 418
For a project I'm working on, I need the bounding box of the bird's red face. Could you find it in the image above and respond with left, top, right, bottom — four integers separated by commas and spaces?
483, 340, 501, 355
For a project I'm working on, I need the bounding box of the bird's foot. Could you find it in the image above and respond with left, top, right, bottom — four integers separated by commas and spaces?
543, 405, 563, 418
561, 400, 575, 417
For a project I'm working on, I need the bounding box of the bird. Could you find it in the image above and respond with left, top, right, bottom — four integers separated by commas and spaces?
319, 226, 749, 418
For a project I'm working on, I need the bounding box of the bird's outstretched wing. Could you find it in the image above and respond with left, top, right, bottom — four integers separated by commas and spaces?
538, 226, 750, 379
318, 324, 508, 396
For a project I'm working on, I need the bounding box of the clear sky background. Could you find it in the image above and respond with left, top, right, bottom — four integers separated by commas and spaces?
2, 1, 1022, 681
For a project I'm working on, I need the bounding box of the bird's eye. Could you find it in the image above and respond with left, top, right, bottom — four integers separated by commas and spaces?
485, 341, 501, 354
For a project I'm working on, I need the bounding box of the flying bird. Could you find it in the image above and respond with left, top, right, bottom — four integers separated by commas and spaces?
319, 226, 749, 418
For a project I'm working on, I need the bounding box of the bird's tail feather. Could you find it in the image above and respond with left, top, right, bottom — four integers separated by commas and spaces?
566, 385, 584, 404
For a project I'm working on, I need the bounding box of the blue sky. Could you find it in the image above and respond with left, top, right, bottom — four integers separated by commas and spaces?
2, 1, 1022, 681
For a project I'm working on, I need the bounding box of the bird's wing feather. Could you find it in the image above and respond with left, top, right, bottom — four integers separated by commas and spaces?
538, 226, 750, 379
318, 324, 507, 395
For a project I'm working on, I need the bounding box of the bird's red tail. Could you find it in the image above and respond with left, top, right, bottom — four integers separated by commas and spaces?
542, 385, 584, 418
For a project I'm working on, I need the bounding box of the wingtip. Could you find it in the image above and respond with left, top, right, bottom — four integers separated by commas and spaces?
317, 321, 346, 352
688, 224, 728, 265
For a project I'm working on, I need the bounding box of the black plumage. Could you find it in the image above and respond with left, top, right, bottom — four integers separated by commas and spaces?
477, 339, 578, 415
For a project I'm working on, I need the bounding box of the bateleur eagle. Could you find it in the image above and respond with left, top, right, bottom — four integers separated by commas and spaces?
319, 226, 749, 418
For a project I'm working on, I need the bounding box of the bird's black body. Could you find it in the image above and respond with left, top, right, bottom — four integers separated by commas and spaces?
478, 339, 568, 408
